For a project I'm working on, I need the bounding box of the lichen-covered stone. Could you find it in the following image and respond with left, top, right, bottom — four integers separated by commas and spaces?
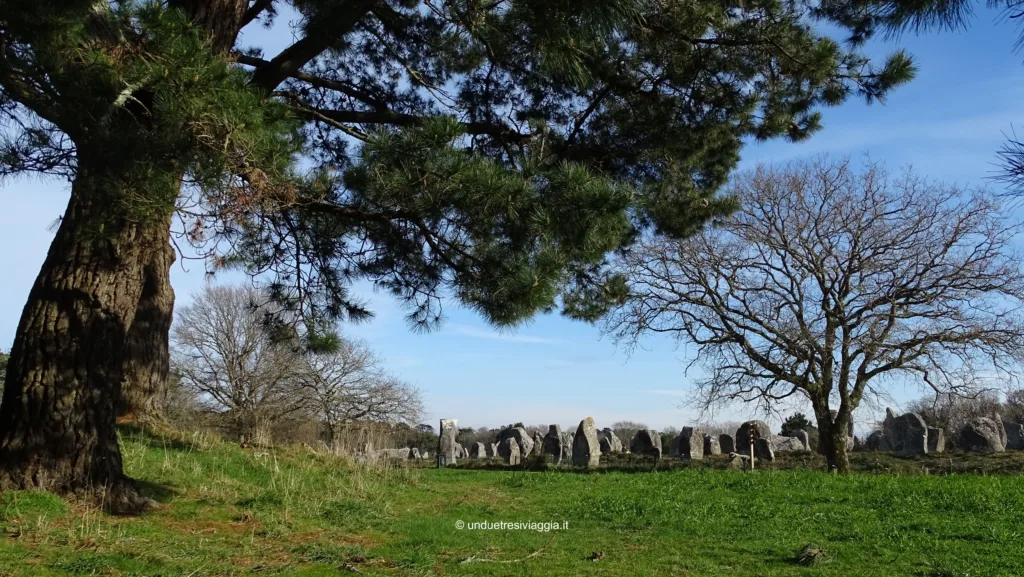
882, 409, 928, 456
630, 429, 663, 460
1003, 421, 1024, 450
959, 417, 1006, 452
927, 427, 945, 453
719, 434, 735, 454
572, 418, 601, 468
703, 434, 721, 456
438, 418, 458, 464
674, 427, 703, 460
500, 437, 521, 465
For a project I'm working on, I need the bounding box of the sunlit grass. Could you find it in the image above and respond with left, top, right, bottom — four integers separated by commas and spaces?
1, 428, 1023, 576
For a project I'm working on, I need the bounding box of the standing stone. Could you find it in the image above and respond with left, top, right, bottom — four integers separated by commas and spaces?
719, 434, 735, 454
500, 437, 521, 465
599, 428, 623, 452
882, 409, 928, 456
675, 427, 704, 460
736, 420, 773, 454
497, 427, 536, 458
533, 431, 546, 457
793, 430, 810, 451
560, 431, 574, 460
927, 427, 945, 453
703, 434, 721, 456
470, 442, 487, 458
411, 448, 421, 459
754, 437, 775, 462
438, 418, 458, 464
630, 429, 663, 460
454, 442, 466, 459
599, 437, 613, 454
572, 417, 601, 468
959, 417, 1006, 452
489, 443, 499, 457
421, 451, 430, 459
995, 413, 1008, 448
772, 436, 805, 453
1003, 421, 1024, 450
542, 425, 564, 463
865, 430, 886, 451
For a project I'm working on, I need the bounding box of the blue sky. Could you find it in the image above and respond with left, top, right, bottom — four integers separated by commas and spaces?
2, 5, 1024, 435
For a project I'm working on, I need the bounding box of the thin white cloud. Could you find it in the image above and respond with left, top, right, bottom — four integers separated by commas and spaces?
448, 323, 564, 345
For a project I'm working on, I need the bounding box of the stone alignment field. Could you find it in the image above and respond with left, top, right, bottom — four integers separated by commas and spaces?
4, 429, 1024, 576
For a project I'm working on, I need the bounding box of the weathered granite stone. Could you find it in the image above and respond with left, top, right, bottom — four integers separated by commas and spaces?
703, 434, 722, 456
772, 436, 806, 453
719, 434, 735, 454
882, 409, 928, 456
599, 437, 613, 454
675, 427, 703, 460
500, 437, 521, 465
543, 425, 564, 463
735, 420, 773, 453
489, 443, 499, 457
793, 430, 810, 450
454, 443, 466, 459
865, 430, 886, 451
599, 428, 623, 453
421, 451, 430, 459
560, 431, 574, 460
411, 448, 421, 459
630, 429, 663, 460
572, 417, 601, 468
499, 427, 535, 458
438, 418, 458, 464
470, 442, 487, 458
927, 427, 945, 453
533, 431, 546, 457
959, 417, 1006, 452
1003, 421, 1024, 450
754, 438, 775, 462
727, 452, 749, 470
995, 413, 1008, 448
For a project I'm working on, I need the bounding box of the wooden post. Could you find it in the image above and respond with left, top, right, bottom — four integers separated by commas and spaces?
749, 428, 756, 472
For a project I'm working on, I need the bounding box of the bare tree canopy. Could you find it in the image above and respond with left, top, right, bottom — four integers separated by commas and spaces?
172, 285, 306, 443
606, 157, 1024, 471
299, 338, 423, 447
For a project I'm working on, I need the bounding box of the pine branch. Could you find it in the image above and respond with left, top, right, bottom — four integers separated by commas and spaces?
250, 0, 380, 92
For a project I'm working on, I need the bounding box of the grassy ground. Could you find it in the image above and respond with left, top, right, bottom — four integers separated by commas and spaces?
3, 429, 1024, 577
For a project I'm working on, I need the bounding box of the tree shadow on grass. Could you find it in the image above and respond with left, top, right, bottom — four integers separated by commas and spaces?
132, 477, 179, 504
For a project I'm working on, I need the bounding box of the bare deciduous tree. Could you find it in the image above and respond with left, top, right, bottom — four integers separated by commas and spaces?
299, 339, 423, 447
607, 157, 1024, 472
172, 285, 307, 444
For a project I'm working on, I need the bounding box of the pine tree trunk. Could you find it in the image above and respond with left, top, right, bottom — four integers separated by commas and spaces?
118, 220, 175, 428
0, 163, 171, 513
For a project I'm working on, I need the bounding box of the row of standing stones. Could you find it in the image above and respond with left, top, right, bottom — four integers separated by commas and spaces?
372, 408, 1024, 466
865, 408, 1024, 455
433, 417, 825, 469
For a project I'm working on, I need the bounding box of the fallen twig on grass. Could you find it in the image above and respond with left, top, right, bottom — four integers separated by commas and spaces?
460, 533, 557, 564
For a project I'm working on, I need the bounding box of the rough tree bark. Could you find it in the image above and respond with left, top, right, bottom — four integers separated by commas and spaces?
813, 403, 852, 474
117, 0, 248, 427
118, 219, 175, 428
0, 159, 174, 513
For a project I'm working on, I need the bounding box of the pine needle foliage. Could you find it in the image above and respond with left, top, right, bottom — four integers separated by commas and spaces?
2, 0, 918, 332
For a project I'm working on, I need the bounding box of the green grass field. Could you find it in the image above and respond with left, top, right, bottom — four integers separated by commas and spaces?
2, 429, 1024, 577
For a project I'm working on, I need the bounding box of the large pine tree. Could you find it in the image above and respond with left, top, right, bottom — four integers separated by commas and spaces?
0, 0, 913, 510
